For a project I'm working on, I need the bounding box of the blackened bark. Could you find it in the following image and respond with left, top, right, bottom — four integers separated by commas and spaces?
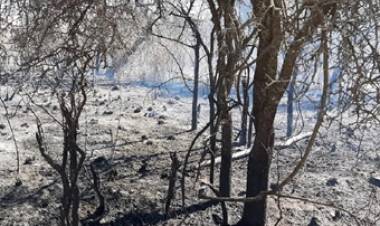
239, 76, 249, 146
287, 75, 296, 137
240, 1, 283, 224
191, 40, 201, 130
219, 109, 232, 197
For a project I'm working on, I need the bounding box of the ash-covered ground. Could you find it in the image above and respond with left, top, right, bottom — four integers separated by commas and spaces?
0, 85, 379, 226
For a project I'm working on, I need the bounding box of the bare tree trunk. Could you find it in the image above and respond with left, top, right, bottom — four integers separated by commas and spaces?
240, 1, 282, 224
247, 87, 254, 148
219, 103, 232, 197
239, 76, 249, 146
165, 152, 181, 214
191, 40, 201, 130
287, 74, 296, 137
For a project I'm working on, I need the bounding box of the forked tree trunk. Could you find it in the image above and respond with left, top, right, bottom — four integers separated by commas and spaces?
239, 1, 283, 224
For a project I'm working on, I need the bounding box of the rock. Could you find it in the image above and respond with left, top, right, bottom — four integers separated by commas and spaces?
52, 105, 58, 111
144, 140, 153, 145
92, 156, 110, 169
158, 120, 165, 125
20, 123, 29, 128
147, 106, 153, 111
158, 115, 167, 120
138, 161, 148, 174
332, 210, 342, 221
211, 214, 223, 225
0, 124, 6, 130
160, 170, 169, 179
368, 176, 380, 188
15, 179, 22, 187
141, 135, 148, 141
111, 85, 120, 91
24, 157, 34, 165
345, 127, 354, 137
308, 217, 320, 226
89, 119, 98, 124
134, 107, 142, 113
326, 178, 338, 187
162, 105, 167, 111
167, 135, 175, 141
39, 199, 49, 208
167, 99, 176, 105
103, 110, 113, 115
98, 100, 106, 106
113, 95, 121, 101
106, 169, 118, 181
174, 96, 180, 100
144, 111, 158, 118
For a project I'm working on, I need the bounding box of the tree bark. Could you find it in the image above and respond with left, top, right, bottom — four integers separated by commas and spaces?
219, 108, 232, 197
239, 76, 249, 146
191, 40, 201, 130
240, 1, 283, 224
287, 74, 296, 137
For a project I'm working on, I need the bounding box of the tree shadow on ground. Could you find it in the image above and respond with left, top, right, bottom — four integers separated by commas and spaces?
101, 200, 218, 226
0, 179, 58, 209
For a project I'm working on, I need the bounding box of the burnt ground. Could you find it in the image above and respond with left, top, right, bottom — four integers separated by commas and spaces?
0, 85, 379, 226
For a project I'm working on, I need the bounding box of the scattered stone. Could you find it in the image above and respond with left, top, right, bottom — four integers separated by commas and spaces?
24, 157, 34, 165
144, 112, 158, 118
174, 96, 180, 100
118, 125, 127, 131
103, 110, 113, 115
138, 161, 148, 174
157, 120, 165, 125
141, 135, 148, 141
147, 106, 153, 111
368, 176, 380, 188
106, 169, 118, 181
52, 105, 58, 111
0, 123, 6, 130
160, 170, 169, 179
98, 100, 106, 106
92, 156, 110, 170
144, 140, 153, 145
113, 95, 121, 101
158, 115, 167, 120
326, 178, 338, 187
212, 214, 223, 225
20, 123, 29, 128
307, 217, 320, 226
89, 119, 98, 124
111, 85, 120, 91
167, 135, 175, 141
39, 199, 49, 208
134, 107, 142, 113
167, 99, 176, 105
332, 210, 342, 221
162, 105, 167, 111
345, 127, 354, 138
15, 179, 22, 187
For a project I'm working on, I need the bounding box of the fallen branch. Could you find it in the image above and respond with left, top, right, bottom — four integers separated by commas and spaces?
200, 132, 312, 167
